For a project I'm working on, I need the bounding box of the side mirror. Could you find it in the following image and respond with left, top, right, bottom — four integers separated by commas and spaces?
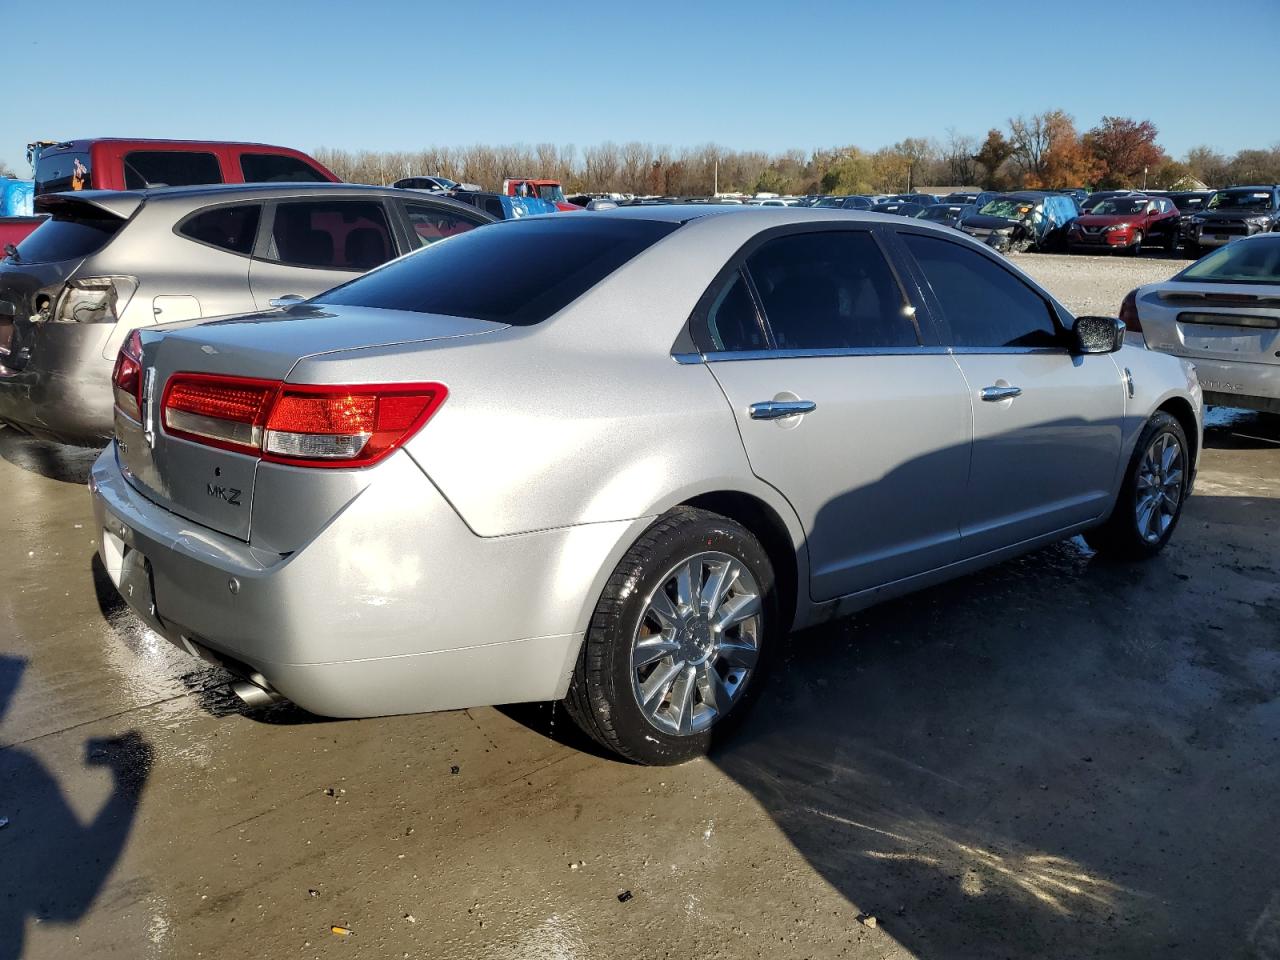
1073, 315, 1125, 354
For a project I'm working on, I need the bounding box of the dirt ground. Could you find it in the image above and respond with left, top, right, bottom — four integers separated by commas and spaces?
1, 253, 1278, 960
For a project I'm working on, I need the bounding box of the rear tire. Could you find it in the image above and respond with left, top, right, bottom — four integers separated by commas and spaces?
1085, 412, 1190, 560
564, 507, 777, 765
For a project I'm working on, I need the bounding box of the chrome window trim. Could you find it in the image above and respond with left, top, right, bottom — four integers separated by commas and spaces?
673, 345, 1070, 363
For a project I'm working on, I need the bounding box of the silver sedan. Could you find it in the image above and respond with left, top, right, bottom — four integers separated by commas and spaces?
90, 206, 1203, 764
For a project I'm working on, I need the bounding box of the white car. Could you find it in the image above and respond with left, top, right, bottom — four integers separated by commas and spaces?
1122, 234, 1280, 413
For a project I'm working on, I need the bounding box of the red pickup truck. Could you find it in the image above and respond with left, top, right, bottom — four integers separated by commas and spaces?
502, 177, 578, 212
2, 138, 339, 248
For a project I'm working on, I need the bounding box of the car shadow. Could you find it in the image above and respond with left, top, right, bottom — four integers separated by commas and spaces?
708, 495, 1279, 958
0, 426, 103, 484
0, 655, 154, 960
1203, 407, 1280, 450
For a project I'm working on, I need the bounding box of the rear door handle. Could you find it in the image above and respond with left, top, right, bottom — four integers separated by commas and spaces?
749, 399, 816, 420
979, 385, 1022, 402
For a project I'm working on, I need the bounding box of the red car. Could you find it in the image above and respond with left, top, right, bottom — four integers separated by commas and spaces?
1, 139, 342, 249
1068, 194, 1181, 254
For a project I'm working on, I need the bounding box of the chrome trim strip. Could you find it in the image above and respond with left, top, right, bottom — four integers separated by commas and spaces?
678, 345, 1070, 363
671, 352, 706, 365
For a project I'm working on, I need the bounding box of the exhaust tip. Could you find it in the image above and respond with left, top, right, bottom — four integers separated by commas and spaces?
231, 679, 285, 709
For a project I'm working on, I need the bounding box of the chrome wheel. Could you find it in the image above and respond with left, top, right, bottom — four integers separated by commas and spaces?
630, 551, 762, 736
1135, 431, 1184, 543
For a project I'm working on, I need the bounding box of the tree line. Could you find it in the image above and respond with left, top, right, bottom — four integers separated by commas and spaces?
314, 115, 1279, 198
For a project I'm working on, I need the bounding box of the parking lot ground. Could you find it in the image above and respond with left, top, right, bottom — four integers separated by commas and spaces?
1, 256, 1278, 960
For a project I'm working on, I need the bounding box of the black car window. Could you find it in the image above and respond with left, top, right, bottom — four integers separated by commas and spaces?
903, 234, 1059, 349
403, 201, 485, 247
123, 151, 222, 189
12, 210, 122, 264
316, 217, 678, 325
239, 153, 328, 183
264, 200, 395, 271
744, 231, 918, 350
33, 152, 93, 195
178, 204, 262, 255
703, 270, 766, 352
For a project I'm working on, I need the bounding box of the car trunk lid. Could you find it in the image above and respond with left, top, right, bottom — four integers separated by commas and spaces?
1142, 283, 1280, 367
115, 305, 505, 541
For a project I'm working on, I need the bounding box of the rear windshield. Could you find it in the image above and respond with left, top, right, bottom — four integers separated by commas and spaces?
34, 152, 93, 195
1176, 236, 1280, 285
315, 218, 679, 325
12, 212, 122, 264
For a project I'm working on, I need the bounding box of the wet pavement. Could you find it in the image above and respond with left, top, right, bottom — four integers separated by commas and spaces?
1, 409, 1278, 959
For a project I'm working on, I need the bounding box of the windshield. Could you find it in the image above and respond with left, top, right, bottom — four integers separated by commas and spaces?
1208, 189, 1276, 211
978, 198, 1035, 219
538, 185, 566, 203
1089, 198, 1149, 215
1176, 236, 1280, 285
315, 217, 678, 325
1169, 194, 1207, 211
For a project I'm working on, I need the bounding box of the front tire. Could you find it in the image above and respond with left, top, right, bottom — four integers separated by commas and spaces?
565, 507, 777, 765
1085, 412, 1190, 560
1128, 230, 1144, 255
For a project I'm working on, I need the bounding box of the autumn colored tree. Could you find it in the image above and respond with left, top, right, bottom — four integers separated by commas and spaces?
1085, 117, 1165, 188
973, 129, 1014, 189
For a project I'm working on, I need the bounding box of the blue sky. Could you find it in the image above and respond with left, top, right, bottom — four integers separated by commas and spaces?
1, 0, 1275, 175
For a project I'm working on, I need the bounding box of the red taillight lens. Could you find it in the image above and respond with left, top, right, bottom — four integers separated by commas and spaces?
159, 374, 446, 467
162, 374, 277, 455
1119, 288, 1142, 335
111, 331, 144, 420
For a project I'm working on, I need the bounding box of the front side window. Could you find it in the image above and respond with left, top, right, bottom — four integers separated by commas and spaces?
179, 204, 262, 255
403, 202, 484, 247
265, 200, 395, 270
123, 151, 222, 189
239, 153, 327, 183
902, 233, 1059, 349
744, 231, 919, 350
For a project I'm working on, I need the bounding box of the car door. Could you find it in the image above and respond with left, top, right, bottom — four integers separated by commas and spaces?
699, 227, 974, 601
897, 230, 1125, 556
248, 197, 404, 308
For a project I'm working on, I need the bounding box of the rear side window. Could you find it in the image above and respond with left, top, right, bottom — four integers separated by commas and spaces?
403, 201, 484, 246
745, 231, 919, 349
239, 153, 328, 183
265, 200, 395, 270
317, 218, 678, 325
704, 270, 766, 351
124, 151, 222, 189
178, 204, 262, 255
14, 212, 122, 264
903, 233, 1059, 348
34, 152, 93, 195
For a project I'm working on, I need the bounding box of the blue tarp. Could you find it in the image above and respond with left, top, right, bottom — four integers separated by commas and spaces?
0, 178, 34, 217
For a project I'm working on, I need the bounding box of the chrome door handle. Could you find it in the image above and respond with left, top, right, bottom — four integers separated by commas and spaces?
749, 399, 816, 420
979, 385, 1022, 402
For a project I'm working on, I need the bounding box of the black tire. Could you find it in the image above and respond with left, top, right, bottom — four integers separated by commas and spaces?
1128, 230, 1144, 255
564, 507, 777, 765
1164, 230, 1179, 254
1085, 411, 1190, 560
1187, 242, 1203, 259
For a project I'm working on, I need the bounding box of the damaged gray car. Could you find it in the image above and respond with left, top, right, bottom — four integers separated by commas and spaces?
0, 183, 491, 445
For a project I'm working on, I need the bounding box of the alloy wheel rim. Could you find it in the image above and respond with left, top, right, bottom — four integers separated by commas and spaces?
1135, 431, 1184, 543
630, 551, 761, 736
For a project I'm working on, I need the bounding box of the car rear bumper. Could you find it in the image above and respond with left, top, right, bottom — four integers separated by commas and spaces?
0, 354, 114, 445
89, 445, 641, 717
1144, 352, 1280, 411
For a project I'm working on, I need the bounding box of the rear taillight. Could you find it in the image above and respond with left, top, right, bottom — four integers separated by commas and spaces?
160, 374, 447, 468
55, 276, 137, 323
111, 331, 144, 420
1119, 288, 1142, 335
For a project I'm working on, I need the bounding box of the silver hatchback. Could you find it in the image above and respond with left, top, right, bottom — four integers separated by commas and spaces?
0, 183, 492, 444
90, 207, 1203, 764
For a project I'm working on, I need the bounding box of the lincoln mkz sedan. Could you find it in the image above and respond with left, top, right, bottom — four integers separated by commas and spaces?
90, 207, 1203, 764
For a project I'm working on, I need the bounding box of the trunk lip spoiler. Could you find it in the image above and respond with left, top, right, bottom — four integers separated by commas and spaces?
34, 191, 143, 221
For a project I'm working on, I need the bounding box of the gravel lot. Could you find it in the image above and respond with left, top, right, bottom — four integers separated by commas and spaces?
1014, 249, 1193, 317
1, 252, 1278, 960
